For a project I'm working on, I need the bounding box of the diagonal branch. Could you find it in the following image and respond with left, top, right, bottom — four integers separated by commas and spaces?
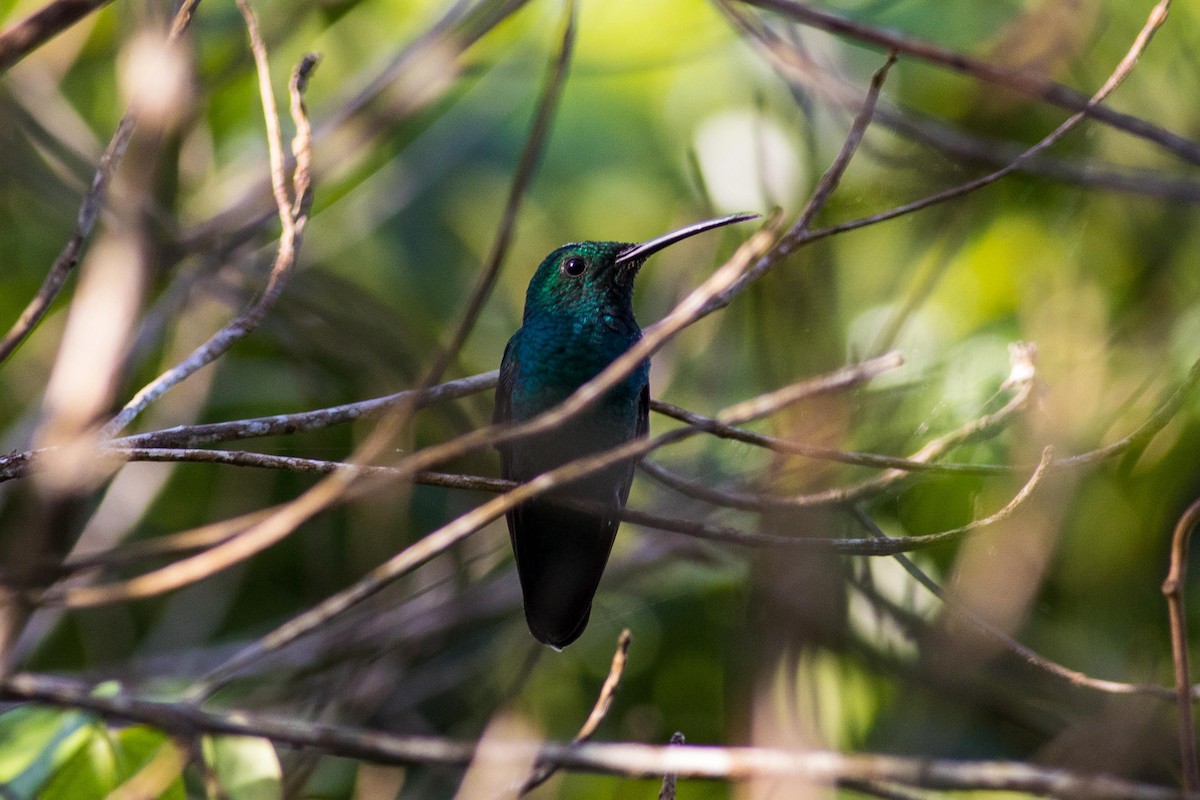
851, 506, 1187, 701
427, 0, 576, 383
646, 343, 1035, 510
0, 0, 202, 365
0, 0, 113, 74
731, 0, 1198, 164
790, 0, 1173, 249
520, 629, 631, 794
99, 6, 319, 438
183, 354, 895, 697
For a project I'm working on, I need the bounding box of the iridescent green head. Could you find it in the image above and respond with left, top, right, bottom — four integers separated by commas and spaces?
521, 213, 757, 321
523, 241, 635, 320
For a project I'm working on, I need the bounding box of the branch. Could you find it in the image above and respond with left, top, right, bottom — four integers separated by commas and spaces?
732, 0, 1196, 164
99, 7, 319, 437
792, 0, 1172, 248
185, 355, 897, 697
1164, 499, 1200, 789
176, 0, 534, 254
425, 0, 575, 384
0, 0, 113, 74
0, 0, 202, 364
695, 48, 895, 318
111, 370, 499, 450
2, 672, 1197, 800
646, 342, 1035, 510
724, 4, 1200, 204
520, 628, 630, 794
657, 732, 685, 800
851, 507, 1187, 702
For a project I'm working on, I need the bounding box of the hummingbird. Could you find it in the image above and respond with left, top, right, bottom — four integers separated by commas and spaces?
495, 213, 756, 648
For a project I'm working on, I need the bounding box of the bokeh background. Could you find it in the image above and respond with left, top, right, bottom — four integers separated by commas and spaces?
3, 0, 1200, 796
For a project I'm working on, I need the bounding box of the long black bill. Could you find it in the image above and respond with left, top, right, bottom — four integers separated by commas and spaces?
614, 212, 759, 266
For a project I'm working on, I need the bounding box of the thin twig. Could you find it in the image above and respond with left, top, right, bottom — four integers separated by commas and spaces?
696, 49, 896, 318
0, 0, 113, 74
732, 0, 1197, 164
1164, 499, 1200, 789
426, 0, 575, 384
635, 446, 1051, 556
111, 371, 500, 450
177, 0, 532, 253
184, 354, 894, 696
646, 343, 1035, 510
729, 11, 1200, 204
791, 0, 1173, 249
520, 628, 631, 794
3, 671, 1198, 800
852, 506, 1186, 701
658, 732, 685, 800
99, 5, 319, 437
0, 0, 202, 364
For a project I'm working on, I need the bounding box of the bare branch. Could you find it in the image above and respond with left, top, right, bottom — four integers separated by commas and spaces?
1164, 499, 1200, 788
99, 7, 319, 437
852, 507, 1185, 701
657, 732, 685, 800
427, 0, 576, 383
0, 0, 202, 365
647, 343, 1035, 510
112, 370, 500, 450
177, 0, 534, 253
0, 0, 114, 74
520, 628, 631, 794
634, 447, 1050, 557
696, 48, 896, 317
793, 0, 1173, 246
2, 671, 1198, 800
731, 0, 1197, 164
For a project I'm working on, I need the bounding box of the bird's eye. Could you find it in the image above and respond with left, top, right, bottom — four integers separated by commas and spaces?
562, 256, 586, 276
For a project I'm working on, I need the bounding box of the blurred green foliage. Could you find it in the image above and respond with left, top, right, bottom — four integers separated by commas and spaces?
2, 0, 1200, 796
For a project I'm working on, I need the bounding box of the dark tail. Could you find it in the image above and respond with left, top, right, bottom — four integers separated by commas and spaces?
508, 500, 618, 649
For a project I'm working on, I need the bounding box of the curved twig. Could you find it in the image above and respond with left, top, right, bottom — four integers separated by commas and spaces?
520, 629, 631, 794
731, 0, 1196, 164
1164, 498, 1200, 789
852, 506, 1186, 701
646, 343, 1035, 510
0, 0, 203, 364
100, 9, 319, 438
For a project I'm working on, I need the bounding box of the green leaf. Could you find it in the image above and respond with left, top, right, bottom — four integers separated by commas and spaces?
37, 722, 119, 800
0, 706, 93, 798
0, 709, 187, 800
204, 735, 283, 800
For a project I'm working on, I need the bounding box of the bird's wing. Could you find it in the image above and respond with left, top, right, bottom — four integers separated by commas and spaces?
636, 380, 650, 440
494, 334, 519, 477
617, 380, 650, 508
